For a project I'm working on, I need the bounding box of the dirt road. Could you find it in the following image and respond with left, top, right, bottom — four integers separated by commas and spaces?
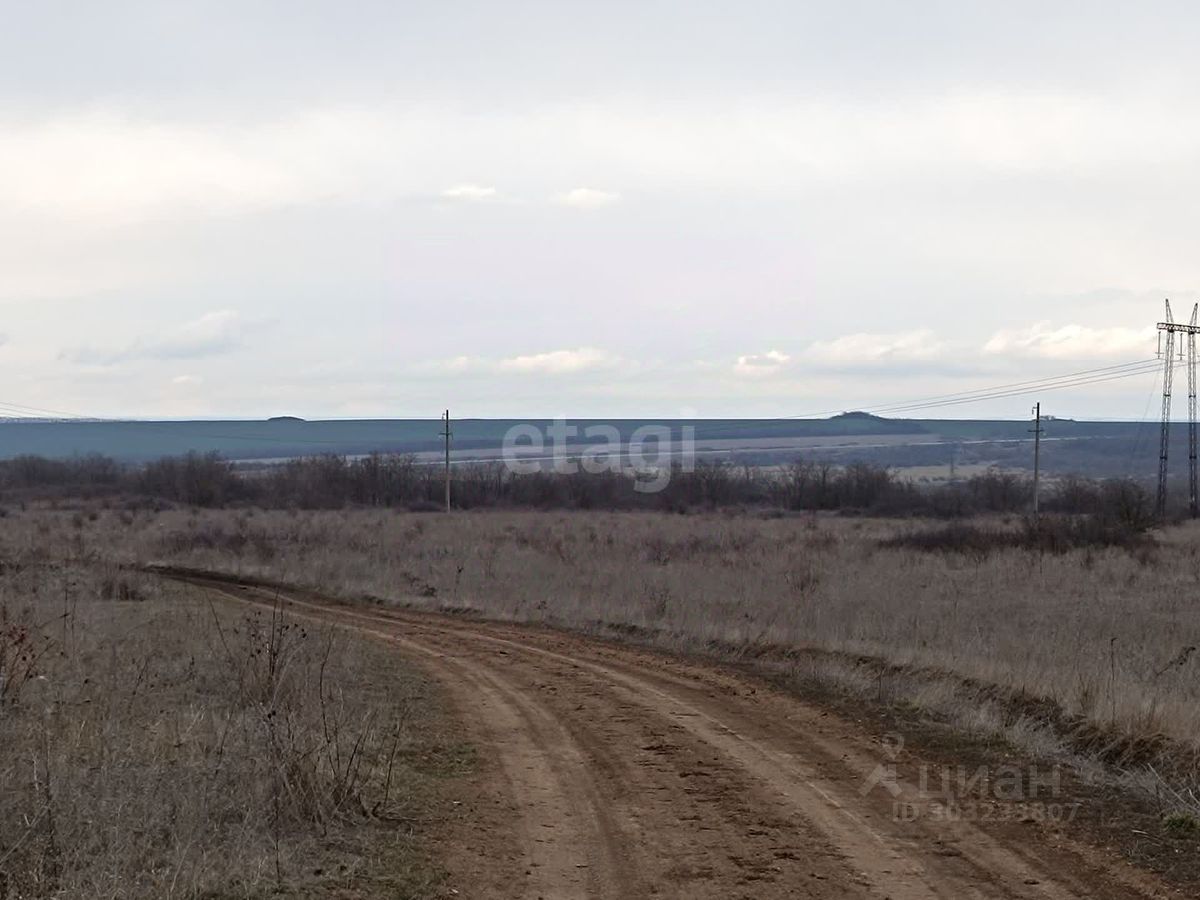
171, 573, 1175, 900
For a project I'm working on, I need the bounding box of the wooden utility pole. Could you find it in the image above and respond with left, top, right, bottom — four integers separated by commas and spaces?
440, 409, 452, 512
1030, 402, 1043, 518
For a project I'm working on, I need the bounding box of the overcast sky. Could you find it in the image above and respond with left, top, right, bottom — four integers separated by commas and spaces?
1, 1, 1197, 419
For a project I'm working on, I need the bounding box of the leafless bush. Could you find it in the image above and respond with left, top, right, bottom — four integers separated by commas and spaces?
0, 564, 457, 898
0, 451, 1162, 522
0, 617, 55, 706
880, 514, 1156, 557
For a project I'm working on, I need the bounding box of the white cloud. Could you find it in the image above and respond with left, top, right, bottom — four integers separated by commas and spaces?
804, 329, 945, 366
5, 92, 1200, 231
498, 347, 621, 374
439, 355, 479, 373
553, 187, 620, 209
441, 183, 497, 201
171, 374, 203, 385
64, 310, 249, 365
415, 347, 625, 377
149, 310, 245, 359
983, 322, 1157, 359
0, 110, 385, 224
733, 349, 790, 377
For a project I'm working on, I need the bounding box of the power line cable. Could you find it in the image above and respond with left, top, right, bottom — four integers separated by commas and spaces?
836, 359, 1159, 418
681, 359, 1164, 441
1125, 364, 1162, 477
861, 364, 1164, 416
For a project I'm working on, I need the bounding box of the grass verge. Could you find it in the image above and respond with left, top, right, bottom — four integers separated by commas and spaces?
0, 562, 470, 899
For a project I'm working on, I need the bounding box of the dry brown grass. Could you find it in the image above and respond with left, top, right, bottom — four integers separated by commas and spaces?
58, 508, 1197, 743
0, 557, 468, 899
8, 504, 1200, 822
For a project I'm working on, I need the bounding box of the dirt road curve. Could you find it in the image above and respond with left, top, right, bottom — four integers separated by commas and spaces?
174, 574, 1175, 900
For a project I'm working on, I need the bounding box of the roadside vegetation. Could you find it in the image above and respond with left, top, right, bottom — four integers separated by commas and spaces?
0, 560, 468, 898
2, 451, 1198, 887
18, 502, 1194, 772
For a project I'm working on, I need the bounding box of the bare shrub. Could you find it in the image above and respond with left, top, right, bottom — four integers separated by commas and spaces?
0, 618, 54, 705
0, 450, 1161, 521
881, 514, 1156, 557
0, 565, 460, 898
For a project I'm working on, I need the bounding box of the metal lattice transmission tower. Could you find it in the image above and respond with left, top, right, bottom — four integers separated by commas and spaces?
1156, 299, 1200, 519
1191, 306, 1199, 519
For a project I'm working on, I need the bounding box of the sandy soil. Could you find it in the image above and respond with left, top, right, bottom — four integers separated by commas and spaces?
170, 573, 1179, 900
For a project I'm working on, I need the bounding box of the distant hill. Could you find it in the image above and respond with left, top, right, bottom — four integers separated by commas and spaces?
825, 411, 928, 435
830, 411, 886, 420
0, 415, 1152, 464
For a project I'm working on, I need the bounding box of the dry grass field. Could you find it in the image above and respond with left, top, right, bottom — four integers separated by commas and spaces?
0, 553, 469, 898
4, 502, 1200, 896
32, 506, 1198, 758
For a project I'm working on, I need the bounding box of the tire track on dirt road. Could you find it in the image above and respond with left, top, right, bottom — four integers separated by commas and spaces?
163, 571, 1176, 900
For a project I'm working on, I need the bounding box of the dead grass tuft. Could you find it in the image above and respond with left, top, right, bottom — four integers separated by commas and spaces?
0, 562, 465, 898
